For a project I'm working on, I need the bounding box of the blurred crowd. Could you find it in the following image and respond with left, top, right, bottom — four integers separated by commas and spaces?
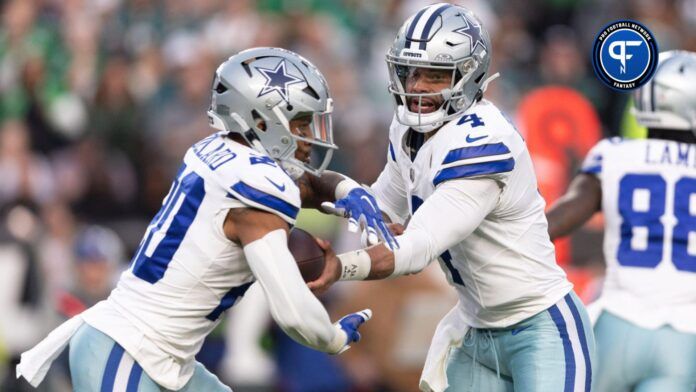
1, 0, 695, 391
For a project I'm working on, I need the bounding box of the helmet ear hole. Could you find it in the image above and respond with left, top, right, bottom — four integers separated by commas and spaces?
302, 86, 320, 100
251, 110, 266, 132
214, 82, 228, 94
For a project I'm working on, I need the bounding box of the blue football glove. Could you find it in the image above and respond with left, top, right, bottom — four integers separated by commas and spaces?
333, 309, 372, 354
322, 187, 399, 250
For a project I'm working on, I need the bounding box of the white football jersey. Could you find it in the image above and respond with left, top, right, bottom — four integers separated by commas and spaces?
82, 131, 301, 389
373, 100, 572, 328
581, 137, 696, 333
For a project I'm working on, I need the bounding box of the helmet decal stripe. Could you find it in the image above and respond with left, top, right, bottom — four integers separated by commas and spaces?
418, 4, 453, 50
408, 5, 444, 49
642, 79, 651, 111
648, 56, 675, 112
637, 83, 644, 110
650, 78, 656, 112
405, 8, 428, 48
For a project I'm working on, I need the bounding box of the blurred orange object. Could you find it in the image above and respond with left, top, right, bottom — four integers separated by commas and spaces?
517, 86, 602, 267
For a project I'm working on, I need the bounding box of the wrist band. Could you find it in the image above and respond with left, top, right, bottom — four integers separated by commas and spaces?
335, 178, 361, 200
328, 327, 349, 355
337, 249, 371, 281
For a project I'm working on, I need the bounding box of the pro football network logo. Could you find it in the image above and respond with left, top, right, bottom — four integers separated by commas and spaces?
591, 20, 658, 91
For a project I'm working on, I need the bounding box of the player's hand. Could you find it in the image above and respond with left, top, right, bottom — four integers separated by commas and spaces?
321, 188, 399, 250
387, 223, 405, 236
332, 309, 372, 354
307, 237, 341, 295
359, 222, 405, 247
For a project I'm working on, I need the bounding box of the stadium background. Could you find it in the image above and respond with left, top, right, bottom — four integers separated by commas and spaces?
1, 0, 695, 391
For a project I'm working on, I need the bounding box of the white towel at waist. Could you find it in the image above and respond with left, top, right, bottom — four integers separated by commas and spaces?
419, 301, 470, 392
15, 314, 85, 387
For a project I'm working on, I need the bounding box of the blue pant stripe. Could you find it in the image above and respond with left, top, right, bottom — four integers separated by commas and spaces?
548, 304, 575, 392
100, 343, 125, 392
564, 295, 592, 392
126, 361, 143, 392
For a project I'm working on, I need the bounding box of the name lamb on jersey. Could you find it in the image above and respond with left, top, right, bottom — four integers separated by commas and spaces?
193, 133, 237, 170
645, 141, 696, 168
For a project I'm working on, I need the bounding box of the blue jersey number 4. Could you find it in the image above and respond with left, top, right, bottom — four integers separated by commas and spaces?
457, 113, 485, 128
412, 195, 465, 286
617, 174, 696, 272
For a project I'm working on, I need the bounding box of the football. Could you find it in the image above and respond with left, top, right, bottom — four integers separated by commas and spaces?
288, 228, 326, 282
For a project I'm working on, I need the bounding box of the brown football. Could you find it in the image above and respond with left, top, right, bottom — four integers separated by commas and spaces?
288, 228, 326, 282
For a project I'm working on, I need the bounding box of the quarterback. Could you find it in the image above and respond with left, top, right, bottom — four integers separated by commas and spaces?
310, 4, 595, 391
15, 48, 386, 391
547, 51, 696, 391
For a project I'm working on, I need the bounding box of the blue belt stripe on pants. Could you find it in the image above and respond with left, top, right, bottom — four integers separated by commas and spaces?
548, 293, 592, 392
549, 304, 575, 392
126, 362, 143, 391
565, 295, 592, 391
101, 343, 125, 392
100, 342, 144, 391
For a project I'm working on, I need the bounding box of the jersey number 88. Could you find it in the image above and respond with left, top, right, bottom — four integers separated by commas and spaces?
618, 174, 696, 272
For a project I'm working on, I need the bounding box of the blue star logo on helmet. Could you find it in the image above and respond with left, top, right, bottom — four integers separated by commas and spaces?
255, 59, 304, 103
453, 16, 486, 53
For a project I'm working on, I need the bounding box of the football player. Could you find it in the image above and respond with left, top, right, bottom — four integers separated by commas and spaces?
310, 4, 594, 391
16, 48, 386, 391
546, 51, 696, 392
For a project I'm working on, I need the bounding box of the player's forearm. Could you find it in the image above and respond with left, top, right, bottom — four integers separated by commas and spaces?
368, 228, 436, 278
338, 226, 439, 280
244, 230, 346, 353
365, 244, 395, 279
546, 174, 602, 240
546, 198, 590, 240
298, 170, 353, 209
336, 178, 498, 280
267, 292, 346, 354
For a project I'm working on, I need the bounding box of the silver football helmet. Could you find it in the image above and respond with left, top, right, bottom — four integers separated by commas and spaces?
207, 47, 337, 178
386, 3, 494, 132
633, 50, 696, 134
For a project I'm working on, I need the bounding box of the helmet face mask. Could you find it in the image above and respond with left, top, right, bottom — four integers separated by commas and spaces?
207, 47, 337, 178
632, 50, 696, 135
386, 3, 492, 133
276, 107, 335, 179
387, 57, 481, 131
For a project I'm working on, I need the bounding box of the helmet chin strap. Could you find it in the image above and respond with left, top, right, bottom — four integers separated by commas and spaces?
480, 72, 500, 93
395, 72, 502, 133
397, 105, 444, 133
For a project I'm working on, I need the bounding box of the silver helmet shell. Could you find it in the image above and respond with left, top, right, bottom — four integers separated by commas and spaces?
207, 47, 336, 178
386, 3, 493, 132
633, 50, 696, 134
